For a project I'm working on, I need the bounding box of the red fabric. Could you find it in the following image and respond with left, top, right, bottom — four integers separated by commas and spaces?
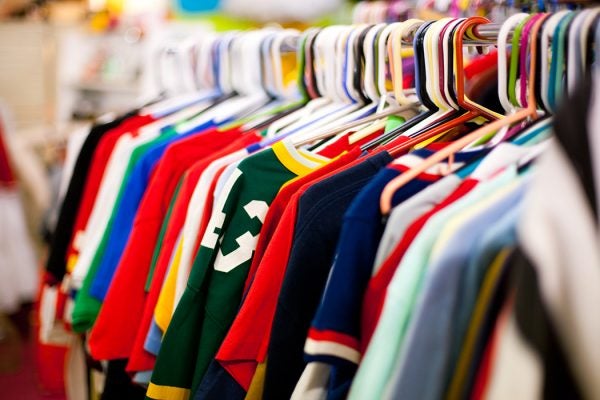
471, 296, 511, 400
66, 115, 154, 265
360, 178, 479, 352
87, 128, 246, 360
32, 275, 67, 397
307, 328, 360, 350
316, 128, 384, 159
216, 149, 362, 390
465, 50, 499, 80
126, 132, 260, 372
0, 118, 15, 186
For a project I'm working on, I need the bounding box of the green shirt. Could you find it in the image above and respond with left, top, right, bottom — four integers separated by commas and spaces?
148, 140, 328, 400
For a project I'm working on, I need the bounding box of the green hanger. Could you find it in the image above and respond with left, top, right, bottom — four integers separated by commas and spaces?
508, 15, 533, 107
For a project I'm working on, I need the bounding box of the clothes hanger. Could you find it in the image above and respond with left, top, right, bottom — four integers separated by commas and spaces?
578, 9, 600, 70
264, 27, 340, 139
498, 13, 528, 114
174, 30, 277, 133
567, 10, 588, 93
264, 26, 367, 145
231, 30, 306, 130
583, 10, 600, 67
285, 27, 387, 147
540, 10, 571, 111
380, 15, 546, 215
515, 14, 541, 109
548, 11, 576, 111
384, 17, 502, 158
344, 23, 408, 145
140, 36, 222, 118
305, 24, 385, 148
507, 14, 533, 108
360, 20, 450, 151
341, 20, 434, 149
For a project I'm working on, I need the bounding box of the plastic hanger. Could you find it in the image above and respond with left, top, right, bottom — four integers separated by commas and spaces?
264, 27, 366, 145
498, 13, 529, 114
360, 20, 449, 151
175, 31, 274, 132
345, 22, 417, 145
519, 14, 547, 108
548, 11, 576, 111
567, 10, 588, 93
540, 10, 571, 111
385, 17, 501, 158
140, 36, 222, 118
380, 15, 546, 215
507, 15, 532, 108
578, 9, 600, 70
263, 30, 332, 139
437, 18, 461, 109
382, 19, 463, 142
389, 19, 424, 106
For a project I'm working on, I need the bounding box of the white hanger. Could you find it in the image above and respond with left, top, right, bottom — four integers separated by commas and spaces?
497, 13, 529, 114
541, 10, 571, 111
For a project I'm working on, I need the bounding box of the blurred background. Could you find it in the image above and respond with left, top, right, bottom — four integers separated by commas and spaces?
0, 1, 352, 398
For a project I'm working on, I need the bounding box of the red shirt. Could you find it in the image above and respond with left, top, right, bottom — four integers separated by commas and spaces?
360, 178, 479, 352
216, 148, 363, 390
126, 132, 260, 372
87, 127, 247, 360
66, 115, 154, 266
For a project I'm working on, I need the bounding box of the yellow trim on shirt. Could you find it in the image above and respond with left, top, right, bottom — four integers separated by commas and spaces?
272, 140, 328, 177
445, 248, 511, 400
245, 360, 267, 400
146, 383, 190, 400
67, 254, 78, 274
155, 237, 183, 332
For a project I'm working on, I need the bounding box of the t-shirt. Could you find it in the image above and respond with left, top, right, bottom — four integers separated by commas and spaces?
372, 175, 462, 275
446, 248, 511, 400
360, 178, 479, 350
348, 167, 518, 400
303, 169, 439, 399
303, 147, 489, 399
262, 151, 393, 400
70, 130, 182, 332
90, 132, 193, 301
358, 141, 537, 352
69, 125, 177, 291
172, 151, 252, 317
147, 140, 328, 400
87, 127, 245, 360
64, 115, 155, 276
45, 112, 143, 282
126, 133, 261, 373
384, 178, 527, 400
213, 148, 363, 392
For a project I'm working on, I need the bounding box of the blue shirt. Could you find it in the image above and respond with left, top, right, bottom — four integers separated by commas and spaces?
385, 177, 528, 400
89, 121, 216, 300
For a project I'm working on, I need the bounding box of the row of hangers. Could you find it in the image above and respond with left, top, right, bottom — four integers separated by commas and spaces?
137, 8, 599, 219
352, 0, 596, 23
380, 8, 600, 212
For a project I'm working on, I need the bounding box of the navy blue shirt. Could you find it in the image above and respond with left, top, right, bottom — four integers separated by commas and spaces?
262, 151, 393, 400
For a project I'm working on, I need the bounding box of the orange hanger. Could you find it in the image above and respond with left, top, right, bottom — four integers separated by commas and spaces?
384, 17, 501, 158
380, 15, 547, 215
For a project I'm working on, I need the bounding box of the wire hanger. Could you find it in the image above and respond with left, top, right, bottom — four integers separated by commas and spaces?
380, 15, 546, 215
